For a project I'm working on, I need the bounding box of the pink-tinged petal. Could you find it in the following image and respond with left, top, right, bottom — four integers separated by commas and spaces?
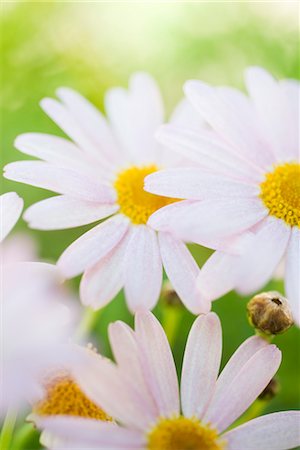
204, 345, 281, 433
181, 313, 222, 418
105, 73, 163, 164
285, 227, 300, 325
279, 79, 300, 160
24, 196, 118, 230
169, 98, 206, 130
80, 233, 129, 309
74, 350, 156, 430
184, 80, 274, 169
245, 67, 297, 161
151, 197, 267, 242
58, 215, 129, 278
124, 226, 162, 312
145, 168, 258, 200
135, 311, 180, 417
56, 87, 125, 166
156, 125, 263, 182
224, 411, 300, 450
4, 161, 116, 203
158, 232, 210, 314
197, 251, 239, 301
0, 192, 23, 242
0, 232, 37, 263
236, 217, 291, 295
209, 336, 268, 409
33, 416, 143, 449
109, 321, 158, 415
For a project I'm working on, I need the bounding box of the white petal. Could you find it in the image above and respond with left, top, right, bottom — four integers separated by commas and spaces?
135, 311, 180, 417
34, 416, 143, 449
184, 80, 274, 168
158, 232, 210, 314
204, 345, 281, 432
245, 67, 297, 161
4, 161, 116, 203
236, 217, 291, 294
24, 196, 118, 230
58, 215, 129, 277
0, 192, 23, 242
145, 168, 258, 200
285, 227, 300, 325
156, 125, 263, 182
224, 411, 300, 450
169, 98, 206, 130
56, 87, 124, 165
124, 225, 162, 312
105, 72, 164, 164
80, 233, 129, 309
279, 79, 300, 160
181, 313, 222, 418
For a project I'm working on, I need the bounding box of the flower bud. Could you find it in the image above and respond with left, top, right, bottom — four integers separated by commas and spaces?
161, 281, 182, 307
258, 377, 280, 401
247, 291, 293, 335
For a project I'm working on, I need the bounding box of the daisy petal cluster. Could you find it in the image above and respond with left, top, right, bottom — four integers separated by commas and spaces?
145, 68, 300, 323
32, 312, 300, 450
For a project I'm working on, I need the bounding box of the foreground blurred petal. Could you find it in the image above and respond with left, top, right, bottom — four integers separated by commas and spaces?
0, 192, 23, 242
285, 227, 300, 325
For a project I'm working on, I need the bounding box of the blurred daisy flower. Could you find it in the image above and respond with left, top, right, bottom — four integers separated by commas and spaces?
32, 312, 300, 450
145, 67, 300, 324
0, 192, 78, 415
4, 73, 213, 314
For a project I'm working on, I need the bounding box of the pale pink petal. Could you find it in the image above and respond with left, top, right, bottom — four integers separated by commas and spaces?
158, 231, 211, 314
58, 215, 129, 278
33, 416, 143, 449
196, 251, 239, 301
169, 98, 206, 130
285, 227, 300, 325
224, 411, 300, 450
0, 232, 37, 263
151, 197, 267, 242
156, 125, 263, 182
209, 336, 268, 409
105, 73, 163, 164
24, 196, 118, 230
135, 311, 180, 417
204, 345, 281, 432
108, 321, 158, 415
279, 79, 299, 160
74, 350, 156, 430
245, 67, 296, 161
236, 217, 291, 294
124, 226, 162, 312
4, 161, 116, 203
80, 233, 129, 309
145, 168, 258, 200
181, 313, 222, 418
184, 80, 274, 168
0, 192, 23, 242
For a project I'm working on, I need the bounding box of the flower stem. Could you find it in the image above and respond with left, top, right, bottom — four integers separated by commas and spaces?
162, 305, 182, 347
11, 423, 36, 450
0, 408, 17, 450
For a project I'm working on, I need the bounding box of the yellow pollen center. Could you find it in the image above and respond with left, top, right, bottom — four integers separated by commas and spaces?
260, 162, 300, 227
33, 373, 112, 421
147, 416, 226, 450
114, 165, 177, 224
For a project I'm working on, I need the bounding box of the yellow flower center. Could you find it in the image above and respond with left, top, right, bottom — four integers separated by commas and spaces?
260, 162, 300, 227
33, 373, 112, 421
114, 165, 177, 224
147, 416, 226, 450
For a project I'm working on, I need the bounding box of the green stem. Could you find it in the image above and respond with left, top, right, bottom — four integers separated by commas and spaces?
75, 307, 100, 342
0, 408, 18, 450
11, 423, 36, 450
162, 305, 182, 348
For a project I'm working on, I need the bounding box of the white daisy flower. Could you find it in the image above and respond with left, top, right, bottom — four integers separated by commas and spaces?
4, 73, 215, 314
32, 312, 300, 450
145, 67, 300, 324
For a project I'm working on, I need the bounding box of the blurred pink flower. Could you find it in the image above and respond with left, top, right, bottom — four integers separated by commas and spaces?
32, 312, 300, 450
145, 67, 300, 324
5, 74, 212, 314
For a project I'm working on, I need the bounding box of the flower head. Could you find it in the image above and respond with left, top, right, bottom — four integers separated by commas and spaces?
4, 73, 211, 314
32, 312, 300, 450
145, 67, 300, 324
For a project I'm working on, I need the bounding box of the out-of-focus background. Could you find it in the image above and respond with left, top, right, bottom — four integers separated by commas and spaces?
1, 1, 300, 448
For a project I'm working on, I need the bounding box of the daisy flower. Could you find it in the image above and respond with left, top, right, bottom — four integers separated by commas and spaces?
33, 312, 300, 450
145, 67, 300, 323
4, 73, 214, 314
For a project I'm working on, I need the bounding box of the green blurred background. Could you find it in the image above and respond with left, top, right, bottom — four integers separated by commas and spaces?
1, 1, 300, 448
